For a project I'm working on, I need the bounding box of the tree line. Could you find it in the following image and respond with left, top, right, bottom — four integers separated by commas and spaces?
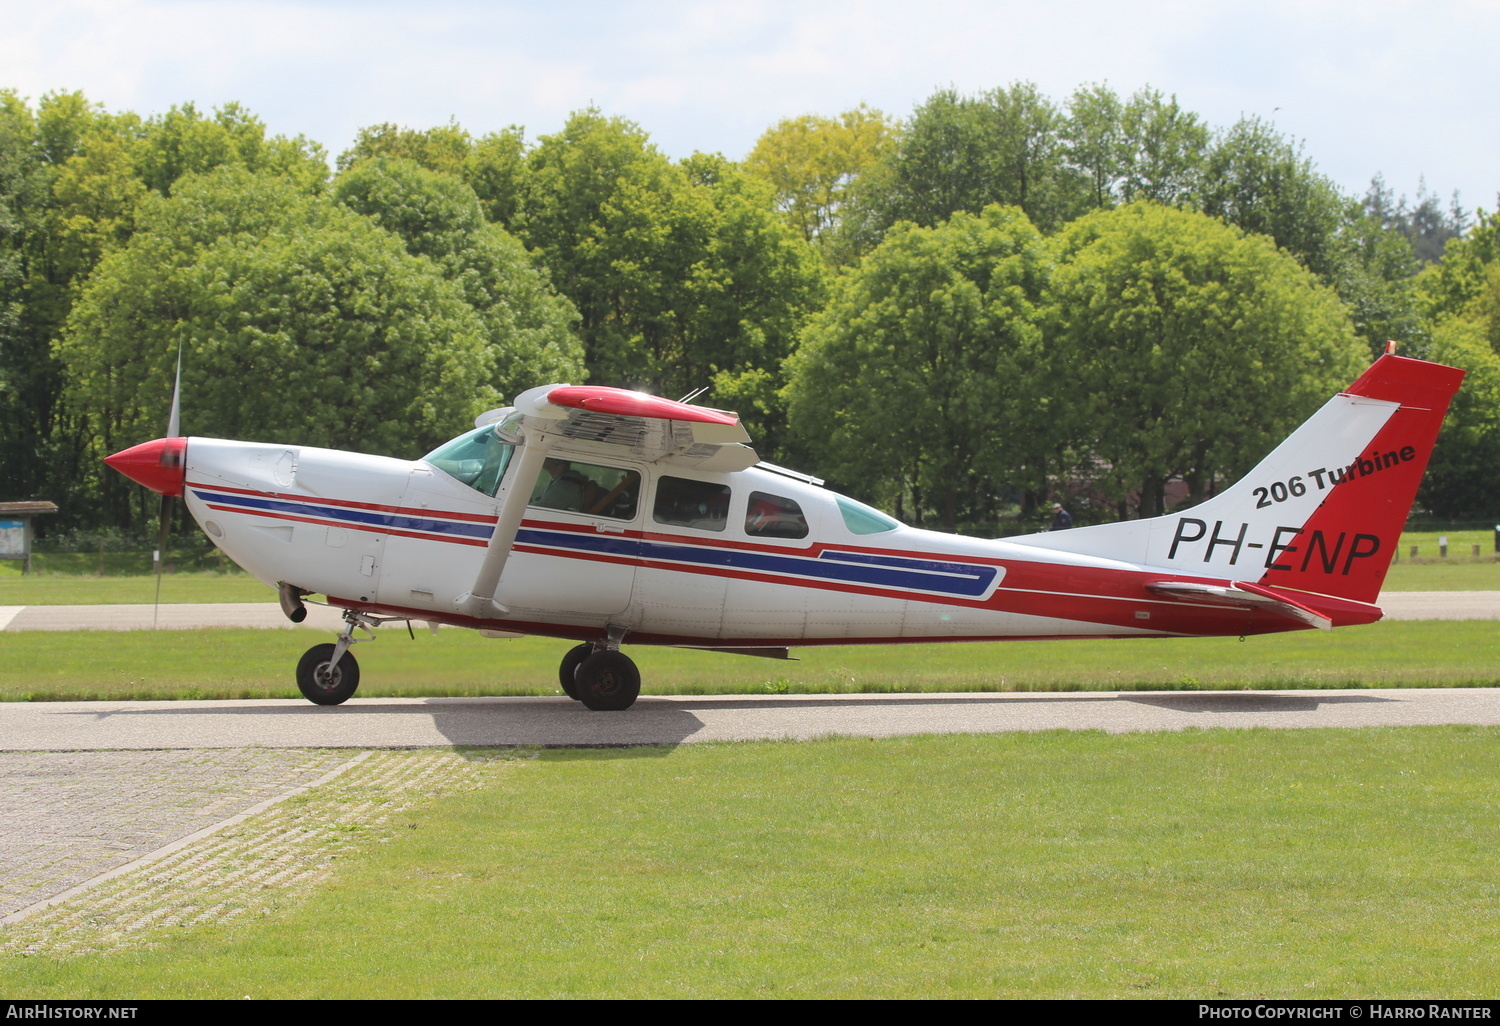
1, 83, 1494, 537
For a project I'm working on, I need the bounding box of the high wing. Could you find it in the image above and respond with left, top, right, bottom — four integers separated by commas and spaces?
487, 384, 757, 472
456, 384, 757, 618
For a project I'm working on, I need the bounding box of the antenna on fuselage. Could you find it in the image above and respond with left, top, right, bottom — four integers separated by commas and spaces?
677, 385, 710, 404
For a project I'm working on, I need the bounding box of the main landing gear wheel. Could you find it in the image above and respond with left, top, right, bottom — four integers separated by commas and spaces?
296, 643, 360, 706
575, 650, 640, 711
558, 643, 592, 701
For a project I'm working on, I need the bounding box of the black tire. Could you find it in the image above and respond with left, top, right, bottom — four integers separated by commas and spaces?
296, 643, 360, 706
575, 650, 640, 711
558, 643, 592, 700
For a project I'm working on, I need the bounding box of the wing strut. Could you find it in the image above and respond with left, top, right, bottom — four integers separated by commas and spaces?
454, 435, 552, 619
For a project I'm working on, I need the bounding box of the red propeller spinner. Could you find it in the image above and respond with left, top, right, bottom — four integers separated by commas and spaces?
104, 437, 187, 497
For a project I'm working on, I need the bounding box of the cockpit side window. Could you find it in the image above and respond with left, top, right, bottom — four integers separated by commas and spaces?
424, 426, 514, 497
654, 476, 731, 532
528, 459, 641, 520
745, 491, 809, 539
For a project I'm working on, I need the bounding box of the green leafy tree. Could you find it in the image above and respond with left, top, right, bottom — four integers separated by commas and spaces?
1365, 174, 1471, 265
1044, 202, 1367, 517
0, 93, 42, 498
1419, 316, 1500, 517
1116, 87, 1208, 205
1063, 82, 1124, 210
1326, 204, 1424, 358
336, 119, 473, 177
519, 109, 669, 386
332, 157, 584, 393
0, 95, 330, 524
1412, 211, 1500, 516
1416, 209, 1500, 323
846, 82, 1080, 257
0, 91, 122, 515
58, 168, 498, 530
786, 205, 1049, 531
464, 126, 529, 228
743, 104, 895, 250
520, 110, 824, 410
1196, 117, 1345, 276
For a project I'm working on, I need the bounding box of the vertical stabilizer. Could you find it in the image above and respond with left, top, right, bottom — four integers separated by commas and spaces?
1011, 355, 1464, 603
1254, 355, 1464, 602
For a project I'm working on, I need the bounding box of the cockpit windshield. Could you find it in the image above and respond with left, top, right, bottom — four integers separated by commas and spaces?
424, 425, 514, 497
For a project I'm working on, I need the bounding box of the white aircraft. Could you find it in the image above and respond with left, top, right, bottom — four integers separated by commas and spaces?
105, 352, 1463, 710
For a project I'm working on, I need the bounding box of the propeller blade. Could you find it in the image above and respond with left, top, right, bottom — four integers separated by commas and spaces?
155, 338, 183, 628
167, 342, 182, 439
153, 494, 170, 630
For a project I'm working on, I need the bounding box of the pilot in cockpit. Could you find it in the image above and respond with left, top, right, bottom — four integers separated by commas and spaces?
538, 458, 589, 512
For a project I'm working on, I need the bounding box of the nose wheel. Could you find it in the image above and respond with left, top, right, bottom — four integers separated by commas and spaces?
296, 643, 360, 705
296, 609, 377, 706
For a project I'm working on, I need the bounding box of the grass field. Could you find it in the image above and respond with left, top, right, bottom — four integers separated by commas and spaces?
4, 619, 1498, 702
5, 728, 1497, 998
0, 571, 276, 605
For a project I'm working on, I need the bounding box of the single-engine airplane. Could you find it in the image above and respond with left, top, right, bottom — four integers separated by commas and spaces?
104, 351, 1463, 710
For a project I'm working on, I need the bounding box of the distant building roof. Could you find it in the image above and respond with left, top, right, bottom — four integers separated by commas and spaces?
0, 501, 59, 516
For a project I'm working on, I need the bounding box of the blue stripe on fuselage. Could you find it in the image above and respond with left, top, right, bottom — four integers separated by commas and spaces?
629, 536, 996, 597
195, 488, 997, 598
190, 488, 494, 540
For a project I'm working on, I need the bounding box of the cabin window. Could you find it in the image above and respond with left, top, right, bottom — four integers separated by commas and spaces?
424, 426, 514, 497
653, 476, 731, 532
836, 495, 899, 535
745, 491, 809, 539
528, 459, 641, 519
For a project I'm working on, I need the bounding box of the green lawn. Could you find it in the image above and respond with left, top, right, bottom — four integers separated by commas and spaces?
4, 619, 1497, 702
0, 570, 275, 605
6, 728, 1496, 998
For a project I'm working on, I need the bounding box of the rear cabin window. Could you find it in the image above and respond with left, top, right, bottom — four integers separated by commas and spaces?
745, 491, 809, 539
528, 458, 641, 520
653, 476, 731, 532
836, 495, 900, 535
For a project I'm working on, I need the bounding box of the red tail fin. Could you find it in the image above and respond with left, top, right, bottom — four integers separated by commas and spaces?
1256, 355, 1464, 603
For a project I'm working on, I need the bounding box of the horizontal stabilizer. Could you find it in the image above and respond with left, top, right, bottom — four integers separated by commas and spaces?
1145, 580, 1336, 630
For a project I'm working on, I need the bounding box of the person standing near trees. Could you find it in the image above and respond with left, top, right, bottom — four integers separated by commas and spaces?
1051, 503, 1073, 531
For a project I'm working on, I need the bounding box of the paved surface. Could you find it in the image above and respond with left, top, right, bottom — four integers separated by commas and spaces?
3, 592, 1497, 633
1377, 591, 1500, 619
3, 688, 1499, 752
0, 602, 345, 632
0, 749, 354, 919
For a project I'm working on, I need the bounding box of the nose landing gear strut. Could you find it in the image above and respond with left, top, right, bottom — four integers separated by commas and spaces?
296, 609, 379, 705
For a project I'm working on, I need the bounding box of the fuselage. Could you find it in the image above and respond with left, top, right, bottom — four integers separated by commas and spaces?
178, 433, 1340, 650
